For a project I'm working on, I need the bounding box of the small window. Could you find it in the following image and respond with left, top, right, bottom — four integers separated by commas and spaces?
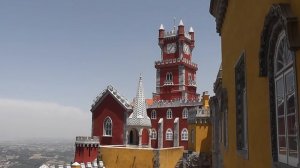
188, 73, 192, 81
166, 72, 173, 81
166, 128, 173, 140
181, 128, 188, 141
151, 129, 157, 139
151, 110, 157, 119
103, 117, 112, 136
182, 108, 188, 119
166, 109, 172, 119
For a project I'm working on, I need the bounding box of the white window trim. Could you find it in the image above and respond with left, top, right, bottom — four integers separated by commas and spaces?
103, 116, 112, 137
151, 110, 157, 119
274, 31, 298, 167
151, 129, 157, 140
166, 109, 172, 119
181, 128, 188, 141
166, 128, 173, 141
182, 108, 188, 119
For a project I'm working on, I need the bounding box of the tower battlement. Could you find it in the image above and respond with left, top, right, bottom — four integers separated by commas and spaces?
147, 98, 201, 108
154, 58, 198, 69
163, 30, 192, 40
75, 136, 100, 147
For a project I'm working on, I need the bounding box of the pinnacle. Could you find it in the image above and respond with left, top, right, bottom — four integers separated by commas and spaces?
159, 24, 164, 30
179, 19, 184, 26
189, 27, 194, 32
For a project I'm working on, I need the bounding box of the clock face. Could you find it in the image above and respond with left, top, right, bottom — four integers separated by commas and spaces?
183, 43, 190, 54
166, 43, 176, 54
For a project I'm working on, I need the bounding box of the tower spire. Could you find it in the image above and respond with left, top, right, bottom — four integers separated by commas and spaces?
179, 19, 184, 26
127, 74, 151, 127
159, 24, 164, 30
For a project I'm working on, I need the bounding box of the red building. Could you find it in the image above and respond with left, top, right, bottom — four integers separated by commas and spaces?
147, 20, 201, 149
73, 20, 203, 164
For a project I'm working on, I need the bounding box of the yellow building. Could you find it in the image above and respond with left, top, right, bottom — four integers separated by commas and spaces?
209, 0, 300, 168
98, 146, 183, 168
188, 92, 212, 154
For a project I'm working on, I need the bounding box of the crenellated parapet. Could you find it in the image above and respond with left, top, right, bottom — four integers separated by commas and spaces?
75, 136, 100, 147
154, 58, 198, 69
188, 106, 211, 124
163, 29, 192, 40
39, 159, 102, 168
148, 99, 202, 108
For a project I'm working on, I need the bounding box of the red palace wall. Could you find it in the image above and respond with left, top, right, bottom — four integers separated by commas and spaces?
141, 129, 149, 146
147, 106, 189, 150
74, 146, 98, 163
92, 94, 126, 145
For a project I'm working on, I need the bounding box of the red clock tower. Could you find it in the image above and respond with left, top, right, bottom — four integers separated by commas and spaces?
154, 20, 199, 101
147, 20, 202, 150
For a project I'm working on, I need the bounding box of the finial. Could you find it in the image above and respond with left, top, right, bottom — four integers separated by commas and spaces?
173, 17, 176, 30
159, 24, 164, 30
189, 27, 194, 32
139, 73, 142, 80
179, 19, 184, 26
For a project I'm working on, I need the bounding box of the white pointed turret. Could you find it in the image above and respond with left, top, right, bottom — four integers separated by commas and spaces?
135, 74, 146, 118
127, 75, 151, 128
179, 19, 184, 26
159, 24, 164, 30
189, 27, 194, 32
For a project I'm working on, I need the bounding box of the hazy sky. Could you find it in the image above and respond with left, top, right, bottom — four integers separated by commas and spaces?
0, 0, 221, 140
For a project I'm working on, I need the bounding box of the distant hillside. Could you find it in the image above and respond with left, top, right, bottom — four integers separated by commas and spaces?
0, 139, 74, 168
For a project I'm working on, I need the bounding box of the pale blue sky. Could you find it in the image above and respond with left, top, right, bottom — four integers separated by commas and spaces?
0, 0, 220, 139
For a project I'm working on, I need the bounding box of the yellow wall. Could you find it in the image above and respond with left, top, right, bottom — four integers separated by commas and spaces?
202, 94, 210, 109
219, 0, 300, 168
188, 123, 212, 153
158, 147, 185, 168
99, 146, 183, 168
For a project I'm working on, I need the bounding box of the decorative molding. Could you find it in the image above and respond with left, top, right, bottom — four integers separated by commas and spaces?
235, 52, 248, 155
259, 4, 300, 161
209, 0, 228, 35
259, 4, 300, 77
91, 85, 132, 112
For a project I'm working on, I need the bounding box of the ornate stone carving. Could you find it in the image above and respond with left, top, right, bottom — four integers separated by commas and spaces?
259, 4, 300, 77
259, 4, 300, 163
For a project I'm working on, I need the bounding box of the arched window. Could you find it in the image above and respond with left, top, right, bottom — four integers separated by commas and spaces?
166, 128, 173, 141
166, 109, 172, 119
181, 128, 188, 141
103, 117, 112, 136
151, 110, 157, 119
188, 73, 192, 81
274, 31, 298, 166
166, 72, 173, 81
151, 129, 157, 139
182, 108, 188, 119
